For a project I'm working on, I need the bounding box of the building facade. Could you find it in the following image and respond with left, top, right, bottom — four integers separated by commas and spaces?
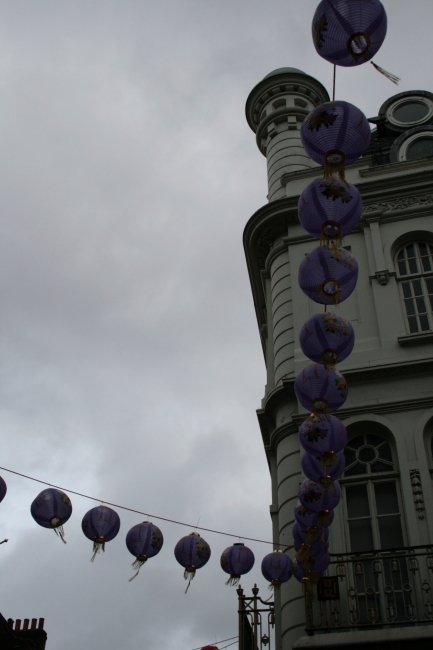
243, 68, 433, 650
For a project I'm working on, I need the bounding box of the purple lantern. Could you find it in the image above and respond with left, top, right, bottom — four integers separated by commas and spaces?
294, 500, 334, 529
294, 364, 348, 416
0, 476, 7, 503
82, 505, 121, 561
30, 488, 72, 544
293, 522, 328, 567
293, 552, 331, 581
298, 246, 358, 306
125, 521, 164, 581
301, 450, 345, 484
174, 532, 211, 592
312, 0, 387, 67
300, 312, 355, 369
220, 542, 255, 587
299, 414, 347, 456
298, 478, 341, 513
298, 178, 362, 245
261, 551, 294, 590
300, 101, 371, 178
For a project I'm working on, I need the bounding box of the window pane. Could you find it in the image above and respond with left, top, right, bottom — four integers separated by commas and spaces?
349, 519, 374, 552
419, 243, 428, 257
404, 298, 416, 316
398, 260, 407, 276
366, 434, 383, 446
402, 283, 412, 299
408, 316, 418, 333
371, 461, 394, 473
348, 435, 364, 449
346, 485, 370, 518
344, 448, 357, 465
419, 314, 430, 331
377, 443, 393, 463
374, 482, 399, 514
416, 296, 427, 313
344, 463, 367, 476
412, 280, 423, 296
377, 515, 404, 550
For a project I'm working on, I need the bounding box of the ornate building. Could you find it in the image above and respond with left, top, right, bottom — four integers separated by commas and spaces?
243, 68, 433, 649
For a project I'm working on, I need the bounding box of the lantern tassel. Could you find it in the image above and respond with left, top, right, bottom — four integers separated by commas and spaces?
323, 150, 347, 184
53, 524, 67, 544
318, 510, 331, 527
296, 543, 312, 568
183, 566, 196, 594
306, 527, 319, 545
321, 451, 337, 476
128, 557, 148, 582
225, 574, 241, 587
301, 577, 314, 606
320, 475, 336, 493
90, 539, 105, 562
268, 579, 281, 592
371, 61, 400, 85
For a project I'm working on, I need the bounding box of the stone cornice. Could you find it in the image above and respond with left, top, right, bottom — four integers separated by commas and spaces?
256, 358, 433, 453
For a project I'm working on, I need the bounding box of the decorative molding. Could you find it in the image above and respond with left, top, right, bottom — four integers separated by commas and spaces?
362, 193, 433, 214
398, 331, 433, 346
369, 270, 397, 285
410, 470, 425, 520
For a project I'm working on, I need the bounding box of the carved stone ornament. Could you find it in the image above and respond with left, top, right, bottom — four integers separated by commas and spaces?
410, 470, 425, 520
363, 193, 433, 215
375, 270, 390, 285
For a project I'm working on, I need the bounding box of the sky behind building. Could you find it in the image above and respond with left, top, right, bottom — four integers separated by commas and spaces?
0, 2, 432, 649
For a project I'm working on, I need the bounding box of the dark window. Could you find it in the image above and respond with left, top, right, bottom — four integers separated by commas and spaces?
395, 242, 433, 333
392, 100, 429, 124
406, 137, 433, 161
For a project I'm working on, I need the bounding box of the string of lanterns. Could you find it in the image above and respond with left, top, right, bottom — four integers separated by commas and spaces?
289, 0, 388, 599
0, 470, 296, 593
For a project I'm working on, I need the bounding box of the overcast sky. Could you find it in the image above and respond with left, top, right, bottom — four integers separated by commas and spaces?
0, 2, 432, 649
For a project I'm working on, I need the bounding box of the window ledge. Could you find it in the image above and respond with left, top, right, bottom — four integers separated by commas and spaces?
398, 331, 433, 346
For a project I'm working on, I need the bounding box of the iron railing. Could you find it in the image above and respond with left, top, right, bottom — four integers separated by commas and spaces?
305, 545, 433, 633
237, 584, 275, 650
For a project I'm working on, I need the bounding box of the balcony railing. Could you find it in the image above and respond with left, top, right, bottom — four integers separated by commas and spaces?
305, 545, 433, 633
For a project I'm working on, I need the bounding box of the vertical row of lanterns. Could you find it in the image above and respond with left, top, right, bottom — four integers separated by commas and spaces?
291, 0, 388, 597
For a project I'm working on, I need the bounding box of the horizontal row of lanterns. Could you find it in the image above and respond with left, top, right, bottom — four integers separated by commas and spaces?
288, 0, 389, 594
0, 477, 298, 591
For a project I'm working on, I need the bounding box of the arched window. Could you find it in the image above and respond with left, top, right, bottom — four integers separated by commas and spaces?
395, 242, 433, 333
342, 423, 405, 553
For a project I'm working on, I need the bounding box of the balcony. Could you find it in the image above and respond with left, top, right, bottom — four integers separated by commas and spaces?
295, 545, 433, 649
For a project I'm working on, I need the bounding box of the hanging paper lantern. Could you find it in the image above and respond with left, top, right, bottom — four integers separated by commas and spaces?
299, 414, 347, 456
312, 0, 387, 67
294, 500, 334, 529
261, 551, 294, 590
298, 478, 341, 513
300, 312, 355, 369
299, 246, 358, 306
293, 552, 331, 581
298, 178, 362, 246
293, 521, 329, 548
125, 521, 164, 581
174, 532, 211, 593
294, 364, 348, 416
82, 505, 121, 561
220, 542, 255, 587
301, 450, 345, 484
300, 101, 371, 179
30, 488, 72, 544
0, 476, 7, 503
